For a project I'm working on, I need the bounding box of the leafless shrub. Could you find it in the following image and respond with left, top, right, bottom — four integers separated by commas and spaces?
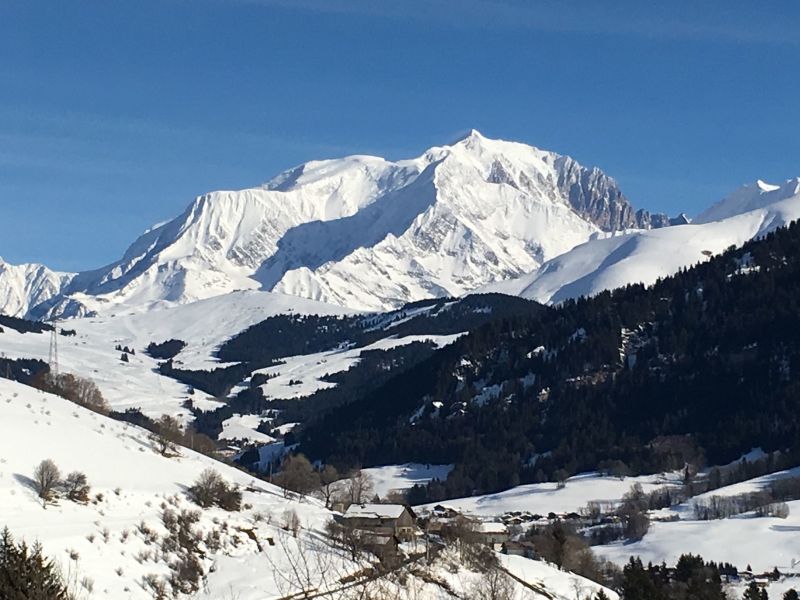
187, 468, 242, 511
63, 471, 91, 503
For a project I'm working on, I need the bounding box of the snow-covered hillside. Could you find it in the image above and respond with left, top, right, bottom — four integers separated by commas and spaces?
0, 377, 336, 599
0, 290, 354, 419
485, 177, 800, 304
3, 130, 669, 318
0, 377, 619, 599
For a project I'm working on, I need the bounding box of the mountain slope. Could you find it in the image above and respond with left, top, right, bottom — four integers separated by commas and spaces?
695, 177, 800, 223
0, 258, 74, 318
4, 130, 668, 318
0, 375, 619, 600
0, 377, 336, 599
484, 178, 800, 304
298, 219, 800, 501
271, 133, 606, 310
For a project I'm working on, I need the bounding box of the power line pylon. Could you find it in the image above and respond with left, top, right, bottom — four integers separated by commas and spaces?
48, 319, 60, 376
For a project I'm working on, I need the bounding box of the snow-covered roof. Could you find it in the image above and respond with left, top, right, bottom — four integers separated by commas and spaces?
344, 503, 408, 520
477, 521, 509, 534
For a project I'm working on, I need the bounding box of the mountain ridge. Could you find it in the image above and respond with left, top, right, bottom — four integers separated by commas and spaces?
2, 131, 671, 318
483, 177, 800, 304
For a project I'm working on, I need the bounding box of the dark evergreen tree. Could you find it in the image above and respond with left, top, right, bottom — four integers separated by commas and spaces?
0, 527, 70, 600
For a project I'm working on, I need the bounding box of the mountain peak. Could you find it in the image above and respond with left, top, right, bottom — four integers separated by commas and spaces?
448, 128, 493, 148
756, 179, 780, 192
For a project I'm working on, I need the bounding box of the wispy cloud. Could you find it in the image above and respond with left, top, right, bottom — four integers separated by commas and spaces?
213, 0, 799, 46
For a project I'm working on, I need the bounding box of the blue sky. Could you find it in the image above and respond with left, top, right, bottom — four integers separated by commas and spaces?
2, 0, 799, 271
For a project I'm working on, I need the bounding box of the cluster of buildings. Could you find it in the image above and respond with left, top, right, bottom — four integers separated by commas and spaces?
337, 502, 538, 561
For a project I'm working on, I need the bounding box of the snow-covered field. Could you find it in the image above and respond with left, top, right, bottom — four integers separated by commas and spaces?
596, 506, 800, 574
425, 465, 800, 593
501, 554, 619, 600
219, 413, 274, 444
421, 471, 680, 517
593, 463, 800, 574
362, 464, 455, 499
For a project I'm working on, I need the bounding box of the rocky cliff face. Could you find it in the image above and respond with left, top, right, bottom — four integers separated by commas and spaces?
554, 156, 669, 231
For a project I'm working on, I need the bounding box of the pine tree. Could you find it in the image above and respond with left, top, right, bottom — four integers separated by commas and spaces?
0, 527, 70, 600
743, 581, 764, 600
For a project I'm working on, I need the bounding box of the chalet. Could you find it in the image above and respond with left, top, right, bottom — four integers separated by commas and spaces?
475, 521, 510, 549
342, 504, 417, 541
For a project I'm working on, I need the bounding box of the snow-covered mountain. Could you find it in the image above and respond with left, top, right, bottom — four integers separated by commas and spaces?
3, 130, 669, 318
0, 257, 75, 318
484, 177, 800, 304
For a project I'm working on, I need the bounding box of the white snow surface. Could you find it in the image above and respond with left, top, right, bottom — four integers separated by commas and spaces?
695, 177, 800, 223
595, 503, 800, 574
484, 177, 800, 304
501, 554, 620, 600
0, 378, 621, 600
219, 413, 274, 444
362, 464, 455, 499
0, 377, 339, 599
594, 464, 800, 574
0, 257, 74, 318
420, 471, 679, 517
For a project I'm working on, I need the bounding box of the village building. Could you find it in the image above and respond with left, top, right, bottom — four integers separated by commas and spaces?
475, 521, 510, 549
342, 503, 418, 542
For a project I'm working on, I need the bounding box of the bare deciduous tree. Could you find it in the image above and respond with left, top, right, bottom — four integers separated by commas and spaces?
63, 471, 90, 503
468, 567, 518, 600
32, 372, 109, 414
188, 468, 241, 511
33, 459, 61, 508
319, 464, 340, 509
274, 454, 320, 498
346, 470, 374, 506
150, 414, 183, 456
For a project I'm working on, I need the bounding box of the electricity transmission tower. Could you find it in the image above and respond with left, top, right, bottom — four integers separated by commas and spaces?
48, 319, 60, 376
